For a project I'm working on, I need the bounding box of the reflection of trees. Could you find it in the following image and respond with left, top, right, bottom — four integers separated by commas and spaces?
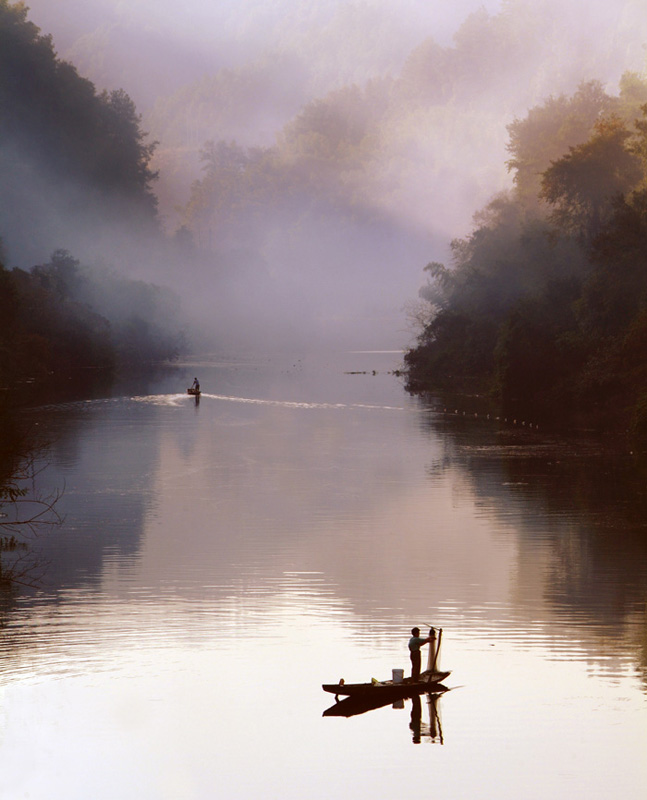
1, 378, 160, 594
479, 444, 647, 623
20, 394, 162, 591
424, 406, 647, 680
0, 413, 63, 587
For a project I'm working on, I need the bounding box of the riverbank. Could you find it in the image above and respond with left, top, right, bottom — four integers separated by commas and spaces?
402, 367, 647, 455
0, 360, 185, 414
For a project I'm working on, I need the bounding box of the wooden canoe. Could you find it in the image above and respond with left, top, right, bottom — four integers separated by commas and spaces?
323, 682, 448, 718
187, 388, 201, 396
322, 669, 450, 698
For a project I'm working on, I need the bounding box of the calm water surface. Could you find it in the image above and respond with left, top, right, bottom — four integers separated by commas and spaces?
0, 352, 645, 799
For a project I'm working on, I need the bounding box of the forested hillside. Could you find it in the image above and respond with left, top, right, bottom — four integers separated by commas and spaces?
0, 1, 161, 264
152, 0, 647, 234
0, 1, 184, 391
404, 75, 647, 439
4, 0, 647, 378
0, 248, 185, 386
24, 0, 645, 247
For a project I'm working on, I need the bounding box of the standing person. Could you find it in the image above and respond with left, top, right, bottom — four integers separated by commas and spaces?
191, 377, 200, 393
408, 627, 433, 681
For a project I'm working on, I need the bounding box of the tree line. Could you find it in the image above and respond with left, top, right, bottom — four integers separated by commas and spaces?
0, 0, 158, 218
404, 75, 647, 440
173, 1, 647, 287
0, 1, 185, 392
0, 248, 185, 389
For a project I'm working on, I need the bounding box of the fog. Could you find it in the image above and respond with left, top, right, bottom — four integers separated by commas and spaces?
4, 0, 647, 352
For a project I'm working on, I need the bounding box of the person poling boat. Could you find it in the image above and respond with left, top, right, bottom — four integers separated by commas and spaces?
187, 377, 200, 396
322, 626, 449, 698
408, 626, 435, 681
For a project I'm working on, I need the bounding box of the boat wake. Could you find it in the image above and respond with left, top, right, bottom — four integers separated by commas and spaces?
201, 393, 403, 412
132, 393, 403, 412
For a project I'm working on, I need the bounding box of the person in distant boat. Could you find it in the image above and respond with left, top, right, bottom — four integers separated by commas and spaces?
191, 377, 200, 393
408, 627, 433, 681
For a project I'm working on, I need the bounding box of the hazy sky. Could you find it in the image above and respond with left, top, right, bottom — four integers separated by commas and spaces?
26, 0, 505, 49
10, 0, 647, 350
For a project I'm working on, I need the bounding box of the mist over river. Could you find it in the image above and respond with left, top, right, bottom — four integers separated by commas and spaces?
0, 351, 645, 800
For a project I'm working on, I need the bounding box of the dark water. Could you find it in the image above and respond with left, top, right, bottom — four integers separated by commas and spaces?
0, 352, 645, 799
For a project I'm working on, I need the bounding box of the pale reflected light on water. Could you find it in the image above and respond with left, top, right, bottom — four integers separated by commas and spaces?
0, 352, 646, 799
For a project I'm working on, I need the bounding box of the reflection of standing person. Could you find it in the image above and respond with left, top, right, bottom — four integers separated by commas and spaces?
408, 627, 432, 681
410, 693, 422, 744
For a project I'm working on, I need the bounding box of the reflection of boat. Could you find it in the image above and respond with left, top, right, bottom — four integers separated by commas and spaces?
323, 682, 449, 718
322, 669, 450, 699
410, 691, 445, 744
323, 683, 447, 744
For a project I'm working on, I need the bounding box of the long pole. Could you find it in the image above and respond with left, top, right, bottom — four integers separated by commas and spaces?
432, 628, 443, 674
426, 627, 436, 673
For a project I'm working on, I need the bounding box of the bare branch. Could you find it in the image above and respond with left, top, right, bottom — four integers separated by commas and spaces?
0, 449, 64, 588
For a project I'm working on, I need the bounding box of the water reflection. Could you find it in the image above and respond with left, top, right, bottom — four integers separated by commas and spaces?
4, 355, 647, 683
0, 354, 645, 800
410, 692, 444, 744
323, 687, 446, 744
17, 398, 161, 590
415, 405, 647, 687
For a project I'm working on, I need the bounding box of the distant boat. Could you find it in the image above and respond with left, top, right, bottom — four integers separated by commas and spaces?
187, 387, 201, 396
322, 668, 450, 699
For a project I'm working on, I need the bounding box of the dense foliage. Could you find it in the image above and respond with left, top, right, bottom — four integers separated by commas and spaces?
404, 76, 647, 438
0, 0, 168, 275
0, 2, 186, 389
0, 249, 185, 390
0, 0, 158, 215
151, 1, 639, 226
170, 1, 647, 317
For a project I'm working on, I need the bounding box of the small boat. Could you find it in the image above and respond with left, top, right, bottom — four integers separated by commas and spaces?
323, 668, 450, 698
187, 387, 201, 396
323, 681, 449, 718
325, 626, 449, 702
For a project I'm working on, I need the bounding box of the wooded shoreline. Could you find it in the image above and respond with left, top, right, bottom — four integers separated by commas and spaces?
404, 78, 647, 447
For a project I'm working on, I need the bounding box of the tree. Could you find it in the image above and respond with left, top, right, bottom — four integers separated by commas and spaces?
629, 103, 647, 186
540, 116, 642, 244
506, 81, 615, 208
578, 188, 647, 338
0, 0, 160, 249
95, 88, 159, 215
405, 74, 647, 433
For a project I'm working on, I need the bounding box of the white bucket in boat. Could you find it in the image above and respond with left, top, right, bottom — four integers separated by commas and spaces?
392, 668, 404, 683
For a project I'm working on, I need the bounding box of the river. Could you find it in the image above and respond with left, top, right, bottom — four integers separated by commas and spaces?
0, 351, 645, 800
